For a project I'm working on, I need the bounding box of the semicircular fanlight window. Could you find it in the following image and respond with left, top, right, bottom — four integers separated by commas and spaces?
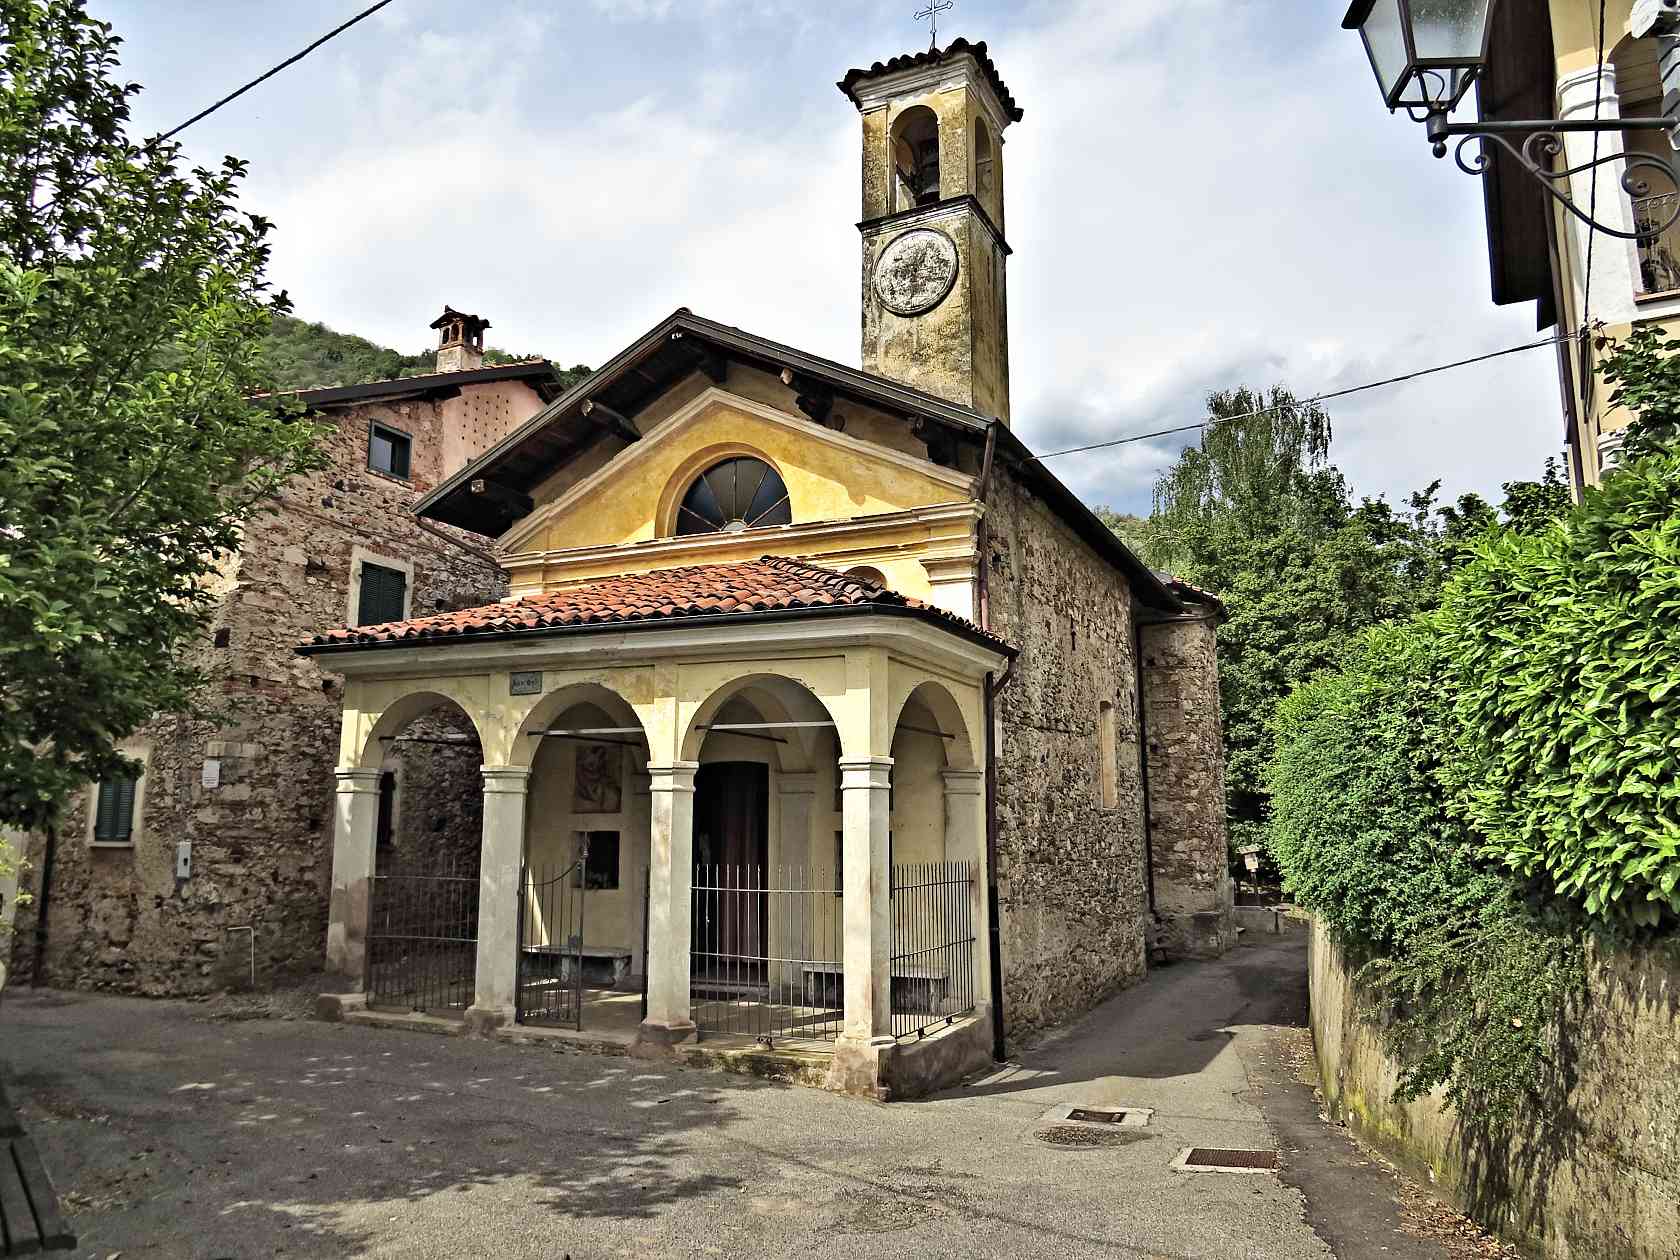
675, 457, 792, 536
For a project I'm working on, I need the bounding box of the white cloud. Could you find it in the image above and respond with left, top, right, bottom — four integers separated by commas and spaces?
154, 0, 1565, 516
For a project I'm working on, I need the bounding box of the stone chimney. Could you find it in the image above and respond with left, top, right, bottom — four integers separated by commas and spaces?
430, 306, 489, 373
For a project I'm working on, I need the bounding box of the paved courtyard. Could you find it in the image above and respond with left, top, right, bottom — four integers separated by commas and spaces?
0, 934, 1471, 1259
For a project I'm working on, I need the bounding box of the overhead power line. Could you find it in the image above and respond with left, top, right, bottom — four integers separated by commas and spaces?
1028, 332, 1579, 465
154, 0, 396, 143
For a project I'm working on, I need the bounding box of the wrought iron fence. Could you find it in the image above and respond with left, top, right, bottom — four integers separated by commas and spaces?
366, 858, 478, 1014
691, 864, 843, 1045
516, 859, 586, 1030
1635, 192, 1680, 294
889, 861, 976, 1041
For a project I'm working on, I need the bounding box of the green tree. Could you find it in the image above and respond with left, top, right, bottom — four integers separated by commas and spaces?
0, 0, 323, 830
1134, 388, 1454, 851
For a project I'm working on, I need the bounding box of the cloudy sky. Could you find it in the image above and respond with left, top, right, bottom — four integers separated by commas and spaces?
91, 0, 1566, 514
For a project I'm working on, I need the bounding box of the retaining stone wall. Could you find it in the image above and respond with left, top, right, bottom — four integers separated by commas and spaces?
1311, 919, 1680, 1259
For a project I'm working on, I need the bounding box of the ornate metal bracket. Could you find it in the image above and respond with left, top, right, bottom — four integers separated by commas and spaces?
1425, 110, 1680, 243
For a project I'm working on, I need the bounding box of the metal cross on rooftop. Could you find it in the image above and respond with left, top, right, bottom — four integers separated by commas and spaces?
913, 0, 952, 50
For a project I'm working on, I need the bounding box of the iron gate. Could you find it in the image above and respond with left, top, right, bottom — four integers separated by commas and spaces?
516, 858, 585, 1029
366, 860, 478, 1014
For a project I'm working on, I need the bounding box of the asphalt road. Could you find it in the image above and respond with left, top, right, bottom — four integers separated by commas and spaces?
0, 934, 1447, 1259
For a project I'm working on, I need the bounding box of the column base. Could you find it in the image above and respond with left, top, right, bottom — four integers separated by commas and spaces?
316, 991, 368, 1022
633, 1018, 698, 1050
823, 1034, 897, 1102
463, 1004, 515, 1037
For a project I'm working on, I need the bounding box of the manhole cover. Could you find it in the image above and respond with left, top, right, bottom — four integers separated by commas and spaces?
1172, 1147, 1278, 1172
1033, 1125, 1151, 1149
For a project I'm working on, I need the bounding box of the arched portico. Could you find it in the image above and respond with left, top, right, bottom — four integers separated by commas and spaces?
310, 594, 1010, 1095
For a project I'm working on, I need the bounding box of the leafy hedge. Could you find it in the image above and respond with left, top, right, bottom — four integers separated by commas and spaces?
1437, 444, 1680, 924
1267, 624, 1582, 1112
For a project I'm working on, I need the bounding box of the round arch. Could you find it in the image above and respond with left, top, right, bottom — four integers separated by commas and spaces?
655, 441, 791, 540
510, 681, 649, 771
889, 679, 977, 772
891, 104, 941, 210
681, 672, 846, 769
354, 689, 487, 771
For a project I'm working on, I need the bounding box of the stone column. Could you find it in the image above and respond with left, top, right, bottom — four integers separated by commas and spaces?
827, 755, 894, 1098
941, 767, 990, 1020
1557, 64, 1638, 323
637, 761, 698, 1045
465, 765, 529, 1035
325, 768, 383, 990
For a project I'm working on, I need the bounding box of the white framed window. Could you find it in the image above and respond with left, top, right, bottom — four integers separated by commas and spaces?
86, 744, 151, 848
346, 546, 414, 627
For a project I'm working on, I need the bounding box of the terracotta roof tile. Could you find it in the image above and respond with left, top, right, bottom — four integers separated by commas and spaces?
301, 556, 1012, 653
838, 38, 1023, 123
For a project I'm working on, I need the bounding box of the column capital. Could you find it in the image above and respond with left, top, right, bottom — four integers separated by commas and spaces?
480, 765, 532, 794
334, 767, 385, 793
647, 761, 699, 792
941, 767, 984, 795
839, 756, 894, 789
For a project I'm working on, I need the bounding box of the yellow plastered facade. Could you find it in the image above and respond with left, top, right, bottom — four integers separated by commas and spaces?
497, 387, 979, 607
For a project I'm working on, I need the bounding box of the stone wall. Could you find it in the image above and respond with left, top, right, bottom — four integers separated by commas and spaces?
378, 707, 485, 877
1140, 613, 1234, 959
9, 384, 520, 996
983, 467, 1151, 1046
1310, 919, 1680, 1259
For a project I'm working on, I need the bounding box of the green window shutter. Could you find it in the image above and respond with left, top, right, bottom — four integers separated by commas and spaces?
357, 563, 408, 625
95, 776, 138, 843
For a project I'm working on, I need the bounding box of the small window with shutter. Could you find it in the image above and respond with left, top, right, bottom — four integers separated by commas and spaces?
93, 776, 139, 844
357, 562, 408, 625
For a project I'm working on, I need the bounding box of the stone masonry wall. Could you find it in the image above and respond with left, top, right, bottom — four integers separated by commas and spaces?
983, 467, 1150, 1047
1140, 614, 1234, 959
10, 386, 520, 996
1311, 920, 1680, 1258
379, 707, 484, 878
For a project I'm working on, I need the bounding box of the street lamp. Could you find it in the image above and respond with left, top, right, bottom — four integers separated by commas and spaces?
1345, 0, 1494, 115
1343, 0, 1680, 241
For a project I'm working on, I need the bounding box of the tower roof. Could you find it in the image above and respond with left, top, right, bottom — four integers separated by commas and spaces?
837, 37, 1022, 123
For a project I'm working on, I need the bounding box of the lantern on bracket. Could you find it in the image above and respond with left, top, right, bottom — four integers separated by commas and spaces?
1343, 0, 1680, 242
1344, 0, 1495, 115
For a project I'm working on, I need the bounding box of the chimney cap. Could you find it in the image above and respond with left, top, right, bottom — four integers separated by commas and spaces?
430, 305, 490, 335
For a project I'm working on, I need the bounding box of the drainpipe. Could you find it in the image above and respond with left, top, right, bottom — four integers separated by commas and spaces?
29, 821, 57, 988
975, 422, 1009, 1061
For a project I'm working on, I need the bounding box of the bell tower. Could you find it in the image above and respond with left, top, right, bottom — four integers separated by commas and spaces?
839, 39, 1021, 423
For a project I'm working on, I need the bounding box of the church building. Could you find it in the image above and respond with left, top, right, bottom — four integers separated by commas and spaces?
301, 38, 1233, 1099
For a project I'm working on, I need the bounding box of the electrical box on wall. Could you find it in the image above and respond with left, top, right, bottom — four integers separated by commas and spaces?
175, 841, 192, 880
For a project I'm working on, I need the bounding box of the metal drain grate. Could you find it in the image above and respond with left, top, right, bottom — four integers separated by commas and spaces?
1067, 1108, 1130, 1124
1179, 1148, 1278, 1171
1034, 1125, 1150, 1149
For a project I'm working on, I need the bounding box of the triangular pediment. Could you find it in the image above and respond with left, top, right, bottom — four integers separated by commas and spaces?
501, 386, 974, 555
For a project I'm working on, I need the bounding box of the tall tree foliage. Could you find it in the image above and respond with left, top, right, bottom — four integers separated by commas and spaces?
0, 0, 323, 830
1133, 387, 1469, 851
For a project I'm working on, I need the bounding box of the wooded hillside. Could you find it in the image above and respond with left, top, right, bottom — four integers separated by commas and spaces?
262, 313, 588, 392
